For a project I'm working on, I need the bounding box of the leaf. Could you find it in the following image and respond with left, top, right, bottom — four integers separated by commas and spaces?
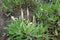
57, 20, 60, 26
55, 29, 58, 35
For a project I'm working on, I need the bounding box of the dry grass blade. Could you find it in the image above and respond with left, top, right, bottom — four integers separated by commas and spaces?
21, 8, 24, 20
27, 7, 29, 20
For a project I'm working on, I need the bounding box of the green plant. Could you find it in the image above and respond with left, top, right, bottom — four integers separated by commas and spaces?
34, 0, 60, 40
5, 17, 50, 40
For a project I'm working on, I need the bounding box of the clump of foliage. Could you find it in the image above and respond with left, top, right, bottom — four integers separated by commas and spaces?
5, 18, 49, 40
34, 0, 60, 40
2, 0, 60, 40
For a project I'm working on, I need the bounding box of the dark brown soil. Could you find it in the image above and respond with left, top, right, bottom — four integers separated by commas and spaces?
0, 9, 7, 40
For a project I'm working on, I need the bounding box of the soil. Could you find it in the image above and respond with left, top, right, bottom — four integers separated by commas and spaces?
0, 9, 7, 40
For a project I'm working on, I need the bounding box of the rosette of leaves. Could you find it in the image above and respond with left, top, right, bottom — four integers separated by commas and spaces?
5, 18, 49, 40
